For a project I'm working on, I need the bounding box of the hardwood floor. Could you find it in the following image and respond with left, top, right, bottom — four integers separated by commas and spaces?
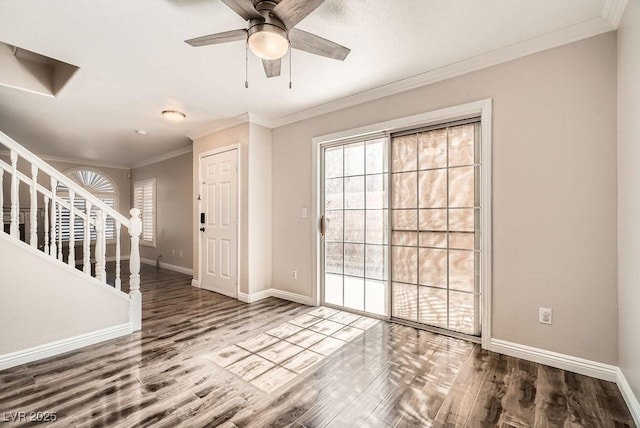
0, 265, 635, 427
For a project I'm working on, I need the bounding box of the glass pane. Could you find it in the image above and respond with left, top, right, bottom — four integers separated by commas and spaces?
392, 246, 417, 284
418, 286, 447, 328
366, 139, 385, 174
419, 169, 447, 208
344, 210, 364, 243
448, 166, 474, 208
366, 210, 385, 244
418, 129, 447, 169
325, 178, 343, 210
366, 174, 386, 209
392, 134, 417, 172
419, 248, 447, 287
345, 176, 364, 209
325, 243, 343, 274
325, 273, 343, 306
449, 250, 475, 292
449, 232, 474, 250
419, 209, 447, 231
449, 124, 475, 167
325, 146, 343, 179
344, 142, 365, 176
325, 210, 343, 242
449, 291, 475, 334
392, 231, 417, 246
391, 172, 417, 209
344, 276, 364, 311
365, 244, 385, 280
392, 209, 417, 231
344, 243, 364, 276
392, 283, 417, 321
449, 208, 474, 232
419, 232, 447, 248
365, 280, 386, 316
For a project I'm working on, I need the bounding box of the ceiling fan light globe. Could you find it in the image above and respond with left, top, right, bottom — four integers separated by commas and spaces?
248, 28, 289, 60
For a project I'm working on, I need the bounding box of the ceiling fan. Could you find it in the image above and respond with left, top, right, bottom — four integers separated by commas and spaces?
185, 0, 350, 79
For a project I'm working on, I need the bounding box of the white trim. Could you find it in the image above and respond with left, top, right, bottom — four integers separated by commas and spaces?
130, 146, 193, 169
197, 144, 241, 300
490, 339, 618, 382
0, 323, 132, 371
237, 288, 313, 305
267, 18, 613, 129
617, 368, 640, 425
140, 257, 193, 275
603, 0, 629, 28
191, 279, 201, 287
0, 150, 130, 170
311, 99, 493, 348
106, 255, 130, 262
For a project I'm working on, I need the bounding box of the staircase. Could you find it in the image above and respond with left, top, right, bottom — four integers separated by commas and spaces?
0, 130, 142, 370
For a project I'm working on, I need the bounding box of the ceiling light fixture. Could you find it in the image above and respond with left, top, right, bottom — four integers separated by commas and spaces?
248, 23, 289, 60
161, 110, 186, 123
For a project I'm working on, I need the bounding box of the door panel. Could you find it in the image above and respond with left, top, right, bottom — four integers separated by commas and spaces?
200, 149, 238, 298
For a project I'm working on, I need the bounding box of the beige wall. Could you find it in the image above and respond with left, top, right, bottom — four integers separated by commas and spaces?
131, 152, 193, 270
271, 33, 618, 364
618, 0, 640, 398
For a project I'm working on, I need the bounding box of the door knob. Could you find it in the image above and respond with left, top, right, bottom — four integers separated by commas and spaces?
200, 227, 205, 232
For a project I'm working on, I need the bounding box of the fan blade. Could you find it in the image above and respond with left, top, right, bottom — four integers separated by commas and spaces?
262, 58, 282, 78
273, 0, 325, 29
289, 29, 350, 61
185, 29, 247, 47
220, 0, 263, 21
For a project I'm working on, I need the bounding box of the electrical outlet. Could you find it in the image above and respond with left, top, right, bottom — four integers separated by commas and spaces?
171, 249, 175, 257
301, 208, 308, 218
292, 269, 298, 279
179, 250, 183, 258
539, 307, 553, 324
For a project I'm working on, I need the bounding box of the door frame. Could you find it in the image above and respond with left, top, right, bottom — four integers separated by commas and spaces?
311, 99, 493, 349
197, 144, 241, 299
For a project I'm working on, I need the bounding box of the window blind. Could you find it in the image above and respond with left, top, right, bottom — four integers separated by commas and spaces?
133, 179, 155, 246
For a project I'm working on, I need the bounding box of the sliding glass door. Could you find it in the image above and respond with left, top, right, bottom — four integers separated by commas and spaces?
320, 119, 482, 337
321, 137, 389, 317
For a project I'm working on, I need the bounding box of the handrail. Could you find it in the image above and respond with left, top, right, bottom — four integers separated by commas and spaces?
0, 131, 130, 227
0, 159, 93, 224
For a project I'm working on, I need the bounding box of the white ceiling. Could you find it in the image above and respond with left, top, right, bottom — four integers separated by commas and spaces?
0, 0, 618, 167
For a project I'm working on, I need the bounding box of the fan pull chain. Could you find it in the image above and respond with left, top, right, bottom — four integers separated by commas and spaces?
245, 41, 249, 89
289, 48, 292, 89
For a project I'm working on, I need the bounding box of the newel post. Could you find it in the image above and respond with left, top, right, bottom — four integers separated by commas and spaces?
129, 208, 142, 331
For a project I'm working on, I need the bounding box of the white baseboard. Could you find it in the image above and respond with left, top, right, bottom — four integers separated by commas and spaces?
191, 279, 200, 287
105, 256, 130, 262
237, 288, 313, 305
0, 323, 132, 371
617, 368, 640, 426
490, 339, 618, 382
140, 258, 193, 275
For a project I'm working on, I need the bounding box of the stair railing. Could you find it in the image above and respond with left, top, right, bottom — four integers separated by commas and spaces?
0, 130, 141, 331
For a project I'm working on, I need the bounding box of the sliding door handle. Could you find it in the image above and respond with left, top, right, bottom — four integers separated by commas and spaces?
320, 215, 325, 237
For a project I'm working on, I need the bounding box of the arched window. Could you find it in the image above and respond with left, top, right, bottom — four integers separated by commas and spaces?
57, 168, 119, 241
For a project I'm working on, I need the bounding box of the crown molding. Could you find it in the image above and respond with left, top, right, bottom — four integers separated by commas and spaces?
187, 113, 251, 141
602, 0, 629, 28
265, 17, 615, 129
129, 145, 193, 169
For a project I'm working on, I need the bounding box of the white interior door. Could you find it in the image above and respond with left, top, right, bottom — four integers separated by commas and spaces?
200, 149, 238, 298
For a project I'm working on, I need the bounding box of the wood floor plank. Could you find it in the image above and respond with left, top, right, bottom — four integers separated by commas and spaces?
0, 264, 634, 428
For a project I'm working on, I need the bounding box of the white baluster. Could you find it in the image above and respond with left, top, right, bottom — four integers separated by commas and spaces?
0, 169, 4, 231
95, 210, 106, 282
10, 150, 19, 239
115, 220, 121, 291
57, 203, 63, 261
83, 201, 91, 274
50, 177, 57, 257
43, 196, 49, 255
129, 208, 142, 331
29, 165, 38, 247
67, 190, 75, 267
